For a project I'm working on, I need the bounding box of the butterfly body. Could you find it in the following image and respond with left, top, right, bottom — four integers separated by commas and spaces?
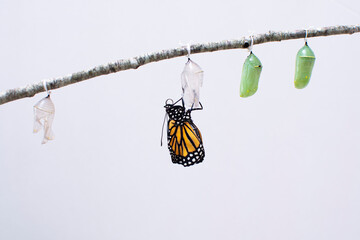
164, 99, 205, 167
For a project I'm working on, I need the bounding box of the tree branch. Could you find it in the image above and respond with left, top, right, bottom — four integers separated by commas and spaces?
1, 24, 359, 105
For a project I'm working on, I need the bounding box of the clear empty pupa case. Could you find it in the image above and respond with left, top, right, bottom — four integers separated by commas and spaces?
181, 59, 204, 109
33, 95, 55, 144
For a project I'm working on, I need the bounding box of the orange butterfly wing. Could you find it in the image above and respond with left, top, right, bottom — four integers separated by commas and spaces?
167, 119, 204, 167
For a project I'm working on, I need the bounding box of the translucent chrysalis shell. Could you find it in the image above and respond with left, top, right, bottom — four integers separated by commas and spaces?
294, 43, 315, 89
181, 59, 204, 109
240, 52, 263, 98
33, 95, 55, 144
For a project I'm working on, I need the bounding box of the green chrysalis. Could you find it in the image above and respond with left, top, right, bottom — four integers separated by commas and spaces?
240, 52, 263, 98
294, 43, 315, 89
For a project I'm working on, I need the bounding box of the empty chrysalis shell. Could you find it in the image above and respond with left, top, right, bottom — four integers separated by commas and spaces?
294, 43, 315, 89
181, 59, 204, 109
240, 52, 263, 98
33, 95, 55, 144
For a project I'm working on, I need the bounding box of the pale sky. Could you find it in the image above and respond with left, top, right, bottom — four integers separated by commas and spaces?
1, 0, 360, 239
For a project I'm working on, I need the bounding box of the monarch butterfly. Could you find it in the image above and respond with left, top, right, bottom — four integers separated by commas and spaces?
161, 98, 205, 167
240, 52, 263, 98
294, 42, 315, 89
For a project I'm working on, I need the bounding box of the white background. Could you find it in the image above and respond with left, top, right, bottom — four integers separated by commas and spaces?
1, 0, 360, 239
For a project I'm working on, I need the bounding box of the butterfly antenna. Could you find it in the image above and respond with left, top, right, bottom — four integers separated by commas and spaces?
160, 112, 168, 146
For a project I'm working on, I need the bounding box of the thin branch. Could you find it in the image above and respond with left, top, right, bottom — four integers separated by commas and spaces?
1, 24, 359, 105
